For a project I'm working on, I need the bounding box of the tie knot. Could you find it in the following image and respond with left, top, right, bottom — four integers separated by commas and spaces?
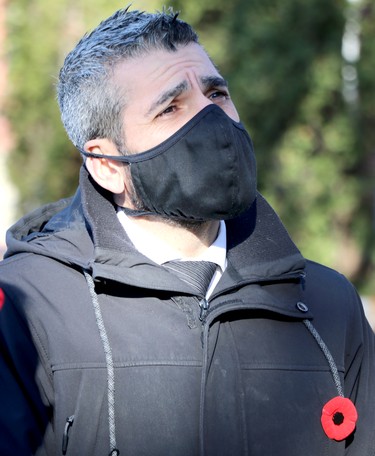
163, 260, 217, 297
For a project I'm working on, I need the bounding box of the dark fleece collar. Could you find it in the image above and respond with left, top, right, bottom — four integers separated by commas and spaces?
79, 165, 305, 282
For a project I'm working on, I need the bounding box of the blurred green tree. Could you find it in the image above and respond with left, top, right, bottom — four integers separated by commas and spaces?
353, 1, 375, 292
224, 0, 359, 274
6, 0, 162, 213
182, 0, 375, 293
6, 0, 375, 293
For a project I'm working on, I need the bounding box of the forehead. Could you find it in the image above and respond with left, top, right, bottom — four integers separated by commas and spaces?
112, 43, 220, 102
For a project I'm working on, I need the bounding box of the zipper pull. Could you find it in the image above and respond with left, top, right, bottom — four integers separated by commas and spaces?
199, 298, 209, 321
62, 415, 74, 455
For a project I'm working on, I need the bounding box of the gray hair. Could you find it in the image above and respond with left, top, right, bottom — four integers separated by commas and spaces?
57, 7, 199, 150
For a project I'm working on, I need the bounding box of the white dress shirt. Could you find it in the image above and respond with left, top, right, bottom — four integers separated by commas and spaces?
117, 210, 227, 298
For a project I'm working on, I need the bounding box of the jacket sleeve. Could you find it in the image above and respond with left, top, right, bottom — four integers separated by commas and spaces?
0, 286, 51, 455
344, 281, 375, 455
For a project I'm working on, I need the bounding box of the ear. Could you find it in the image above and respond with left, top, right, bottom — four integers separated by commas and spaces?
84, 138, 126, 195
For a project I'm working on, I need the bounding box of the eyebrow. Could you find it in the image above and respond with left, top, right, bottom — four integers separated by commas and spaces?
146, 75, 229, 116
201, 75, 228, 91
147, 81, 188, 116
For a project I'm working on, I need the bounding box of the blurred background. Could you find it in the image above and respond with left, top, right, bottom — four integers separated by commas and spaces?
0, 0, 374, 324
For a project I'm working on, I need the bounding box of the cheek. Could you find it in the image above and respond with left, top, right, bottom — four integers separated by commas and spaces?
225, 104, 240, 123
126, 122, 184, 154
124, 125, 169, 153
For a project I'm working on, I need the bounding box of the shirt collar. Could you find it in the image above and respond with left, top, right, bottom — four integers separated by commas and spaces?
117, 210, 227, 271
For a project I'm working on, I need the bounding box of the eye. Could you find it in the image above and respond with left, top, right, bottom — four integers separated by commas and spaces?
209, 90, 230, 101
157, 104, 177, 118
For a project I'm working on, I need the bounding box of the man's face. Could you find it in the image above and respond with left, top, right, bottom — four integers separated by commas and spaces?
113, 43, 240, 154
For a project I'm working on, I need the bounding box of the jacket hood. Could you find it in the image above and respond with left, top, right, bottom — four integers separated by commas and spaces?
4, 186, 93, 268
4, 165, 306, 285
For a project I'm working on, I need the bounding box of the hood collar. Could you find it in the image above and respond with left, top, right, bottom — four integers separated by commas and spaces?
225, 193, 306, 280
5, 165, 305, 286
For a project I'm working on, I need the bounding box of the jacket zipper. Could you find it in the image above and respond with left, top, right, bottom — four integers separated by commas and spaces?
62, 415, 75, 455
198, 298, 209, 321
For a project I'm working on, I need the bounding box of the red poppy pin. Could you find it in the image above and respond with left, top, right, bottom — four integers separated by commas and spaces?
321, 396, 358, 441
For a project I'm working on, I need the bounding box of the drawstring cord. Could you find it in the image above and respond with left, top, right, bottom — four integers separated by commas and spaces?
84, 268, 343, 454
303, 319, 344, 397
84, 271, 120, 456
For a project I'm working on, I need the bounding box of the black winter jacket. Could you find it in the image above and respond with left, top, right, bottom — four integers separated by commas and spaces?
0, 166, 374, 456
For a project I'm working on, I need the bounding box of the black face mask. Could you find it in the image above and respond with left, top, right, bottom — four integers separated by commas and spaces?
80, 104, 257, 221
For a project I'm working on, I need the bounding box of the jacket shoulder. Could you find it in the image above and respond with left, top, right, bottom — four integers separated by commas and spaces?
303, 259, 371, 348
304, 259, 358, 298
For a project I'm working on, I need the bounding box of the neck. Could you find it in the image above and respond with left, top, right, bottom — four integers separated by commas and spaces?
126, 215, 220, 259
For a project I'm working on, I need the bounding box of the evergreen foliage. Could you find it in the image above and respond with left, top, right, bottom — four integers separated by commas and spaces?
5, 0, 375, 293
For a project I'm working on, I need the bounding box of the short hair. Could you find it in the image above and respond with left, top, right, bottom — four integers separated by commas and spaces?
57, 7, 199, 150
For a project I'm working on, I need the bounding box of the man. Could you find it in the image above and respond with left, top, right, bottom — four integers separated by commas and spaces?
0, 7, 374, 456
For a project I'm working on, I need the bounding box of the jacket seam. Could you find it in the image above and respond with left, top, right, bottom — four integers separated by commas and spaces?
240, 364, 345, 372
52, 360, 203, 371
27, 318, 54, 384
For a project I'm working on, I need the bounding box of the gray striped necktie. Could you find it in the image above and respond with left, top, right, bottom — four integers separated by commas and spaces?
163, 260, 217, 296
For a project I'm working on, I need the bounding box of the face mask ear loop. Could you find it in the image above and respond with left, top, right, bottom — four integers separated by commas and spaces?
303, 319, 344, 397
78, 147, 133, 163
